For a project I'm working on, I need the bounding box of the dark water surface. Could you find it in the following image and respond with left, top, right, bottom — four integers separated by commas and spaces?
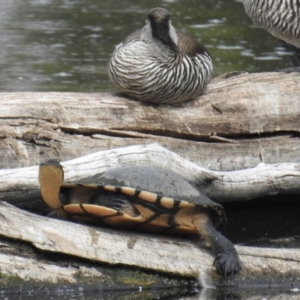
0, 0, 297, 93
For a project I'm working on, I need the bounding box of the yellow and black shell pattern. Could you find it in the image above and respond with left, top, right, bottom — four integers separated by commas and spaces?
39, 160, 225, 235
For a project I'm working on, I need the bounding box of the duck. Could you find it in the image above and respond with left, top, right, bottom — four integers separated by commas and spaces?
108, 7, 213, 104
243, 0, 300, 48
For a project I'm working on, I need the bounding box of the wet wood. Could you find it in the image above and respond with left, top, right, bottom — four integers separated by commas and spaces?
1, 144, 300, 206
0, 72, 300, 171
0, 229, 186, 296
0, 239, 103, 284
0, 201, 299, 287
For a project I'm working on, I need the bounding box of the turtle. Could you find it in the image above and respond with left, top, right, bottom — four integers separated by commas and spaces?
38, 158, 241, 277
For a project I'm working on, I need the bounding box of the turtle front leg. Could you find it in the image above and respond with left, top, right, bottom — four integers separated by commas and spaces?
193, 213, 241, 277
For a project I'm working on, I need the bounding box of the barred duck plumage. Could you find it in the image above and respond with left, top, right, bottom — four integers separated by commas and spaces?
108, 7, 213, 104
243, 0, 300, 48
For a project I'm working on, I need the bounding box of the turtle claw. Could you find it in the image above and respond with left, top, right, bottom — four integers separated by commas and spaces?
213, 252, 241, 277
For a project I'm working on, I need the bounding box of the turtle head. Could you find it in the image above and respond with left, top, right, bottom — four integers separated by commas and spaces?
39, 158, 64, 210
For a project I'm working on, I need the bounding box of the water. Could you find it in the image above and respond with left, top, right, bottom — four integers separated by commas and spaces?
0, 0, 297, 93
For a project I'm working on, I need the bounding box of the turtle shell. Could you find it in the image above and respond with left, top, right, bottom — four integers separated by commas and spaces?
39, 160, 241, 277
39, 161, 225, 235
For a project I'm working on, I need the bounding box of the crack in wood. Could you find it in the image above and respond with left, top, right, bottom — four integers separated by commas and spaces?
59, 126, 300, 144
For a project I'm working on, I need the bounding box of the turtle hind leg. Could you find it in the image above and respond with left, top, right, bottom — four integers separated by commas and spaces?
193, 213, 241, 277
90, 191, 139, 217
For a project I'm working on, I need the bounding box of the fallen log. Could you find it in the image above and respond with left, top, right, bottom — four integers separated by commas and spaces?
0, 224, 188, 298
0, 145, 299, 292
0, 72, 300, 171
1, 144, 299, 207
1, 71, 300, 293
0, 201, 300, 289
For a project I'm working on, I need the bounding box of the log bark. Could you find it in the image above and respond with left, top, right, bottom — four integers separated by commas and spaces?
1, 144, 299, 205
0, 201, 300, 289
0, 72, 300, 171
0, 144, 299, 291
0, 233, 187, 298
1, 71, 300, 293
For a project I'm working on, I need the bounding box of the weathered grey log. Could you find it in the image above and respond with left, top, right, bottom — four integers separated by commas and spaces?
1, 145, 300, 290
0, 201, 300, 288
1, 71, 300, 292
1, 72, 300, 171
0, 233, 186, 296
0, 239, 103, 284
1, 144, 299, 205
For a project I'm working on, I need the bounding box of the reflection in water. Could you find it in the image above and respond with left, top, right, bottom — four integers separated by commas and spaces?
1, 286, 299, 300
180, 287, 300, 300
0, 0, 297, 92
